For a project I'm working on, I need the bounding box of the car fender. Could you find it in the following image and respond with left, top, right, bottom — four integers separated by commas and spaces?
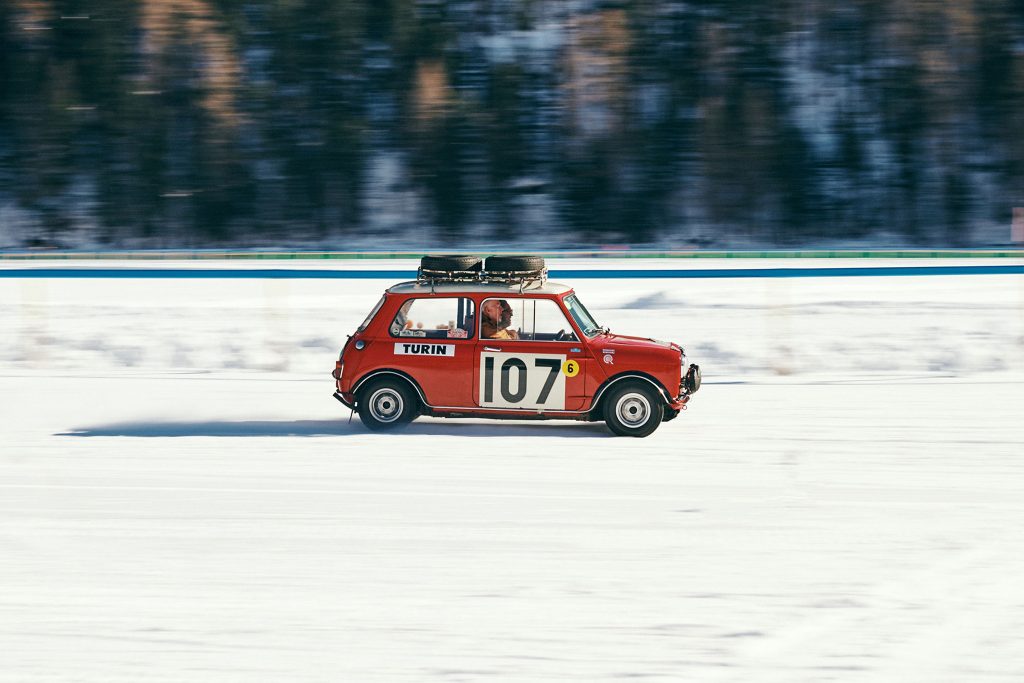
351, 368, 428, 405
589, 371, 673, 416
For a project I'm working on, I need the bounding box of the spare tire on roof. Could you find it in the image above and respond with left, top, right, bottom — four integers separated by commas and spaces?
485, 255, 546, 272
420, 254, 482, 272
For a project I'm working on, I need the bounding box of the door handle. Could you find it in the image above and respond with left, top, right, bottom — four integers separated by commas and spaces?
484, 346, 502, 352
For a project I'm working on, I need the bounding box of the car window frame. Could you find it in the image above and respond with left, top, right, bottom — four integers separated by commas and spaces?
563, 293, 602, 339
479, 296, 581, 343
387, 295, 477, 341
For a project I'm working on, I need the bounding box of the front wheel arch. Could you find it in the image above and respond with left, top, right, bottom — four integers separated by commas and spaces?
588, 372, 672, 420
602, 380, 665, 437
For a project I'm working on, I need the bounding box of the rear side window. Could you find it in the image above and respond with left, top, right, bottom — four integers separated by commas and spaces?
390, 297, 476, 340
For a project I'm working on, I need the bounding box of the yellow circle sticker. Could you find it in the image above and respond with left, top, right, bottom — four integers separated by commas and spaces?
562, 359, 580, 378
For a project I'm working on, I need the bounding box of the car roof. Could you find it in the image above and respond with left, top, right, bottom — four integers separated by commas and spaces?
387, 280, 573, 296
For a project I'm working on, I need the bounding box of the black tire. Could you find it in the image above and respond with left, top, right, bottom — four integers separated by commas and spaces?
602, 381, 665, 437
420, 254, 482, 272
356, 377, 419, 431
484, 255, 546, 272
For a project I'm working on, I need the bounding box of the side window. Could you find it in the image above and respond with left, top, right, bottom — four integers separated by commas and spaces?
390, 298, 475, 340
532, 299, 579, 341
481, 298, 578, 342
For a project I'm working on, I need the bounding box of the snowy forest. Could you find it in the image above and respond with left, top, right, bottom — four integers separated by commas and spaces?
2, 1, 1024, 249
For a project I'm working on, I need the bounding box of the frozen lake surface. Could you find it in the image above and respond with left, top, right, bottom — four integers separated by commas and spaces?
2, 260, 1023, 681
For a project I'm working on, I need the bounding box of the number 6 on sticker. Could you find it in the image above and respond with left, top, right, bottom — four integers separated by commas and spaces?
562, 359, 580, 377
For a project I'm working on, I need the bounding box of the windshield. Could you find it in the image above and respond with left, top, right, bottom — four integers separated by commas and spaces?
357, 295, 386, 332
564, 294, 602, 337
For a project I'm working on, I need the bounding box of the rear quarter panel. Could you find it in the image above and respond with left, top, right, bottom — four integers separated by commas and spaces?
347, 293, 477, 407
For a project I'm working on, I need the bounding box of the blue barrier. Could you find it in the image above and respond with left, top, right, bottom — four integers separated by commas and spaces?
1, 265, 1024, 279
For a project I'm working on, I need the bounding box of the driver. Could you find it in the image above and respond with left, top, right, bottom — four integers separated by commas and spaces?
482, 299, 519, 339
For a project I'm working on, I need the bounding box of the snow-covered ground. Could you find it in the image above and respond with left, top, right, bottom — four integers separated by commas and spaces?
2, 259, 1024, 681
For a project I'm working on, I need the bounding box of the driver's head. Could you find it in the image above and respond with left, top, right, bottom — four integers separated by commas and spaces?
484, 299, 514, 329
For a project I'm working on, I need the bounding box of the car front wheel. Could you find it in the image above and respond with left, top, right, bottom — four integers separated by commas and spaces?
356, 377, 419, 431
602, 381, 665, 437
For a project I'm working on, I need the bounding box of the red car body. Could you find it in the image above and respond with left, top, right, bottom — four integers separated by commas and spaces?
333, 277, 700, 434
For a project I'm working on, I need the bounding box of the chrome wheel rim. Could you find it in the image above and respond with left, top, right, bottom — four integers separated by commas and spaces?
368, 388, 403, 423
615, 392, 651, 428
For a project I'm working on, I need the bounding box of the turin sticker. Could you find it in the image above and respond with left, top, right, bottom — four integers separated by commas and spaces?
394, 343, 455, 357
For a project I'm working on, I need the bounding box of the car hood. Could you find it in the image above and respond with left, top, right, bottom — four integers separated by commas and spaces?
594, 332, 680, 354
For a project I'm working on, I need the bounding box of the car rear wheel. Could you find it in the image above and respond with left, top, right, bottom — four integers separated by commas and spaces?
602, 381, 664, 437
356, 377, 419, 431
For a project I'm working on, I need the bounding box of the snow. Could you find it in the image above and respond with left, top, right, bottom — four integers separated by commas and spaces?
3, 257, 1024, 378
2, 259, 1024, 681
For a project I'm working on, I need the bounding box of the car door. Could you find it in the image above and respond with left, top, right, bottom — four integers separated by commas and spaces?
473, 296, 588, 412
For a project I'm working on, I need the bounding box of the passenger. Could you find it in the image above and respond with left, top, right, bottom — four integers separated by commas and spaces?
482, 299, 519, 339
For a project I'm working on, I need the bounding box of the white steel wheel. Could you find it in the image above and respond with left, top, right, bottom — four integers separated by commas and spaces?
602, 381, 664, 437
615, 392, 652, 428
368, 387, 404, 423
357, 377, 418, 431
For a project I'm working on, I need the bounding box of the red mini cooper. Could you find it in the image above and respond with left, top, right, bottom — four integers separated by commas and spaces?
332, 255, 700, 437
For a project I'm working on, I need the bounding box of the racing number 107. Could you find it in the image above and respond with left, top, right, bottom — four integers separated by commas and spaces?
483, 356, 561, 405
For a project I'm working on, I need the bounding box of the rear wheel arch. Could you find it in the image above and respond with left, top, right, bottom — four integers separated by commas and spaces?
352, 369, 428, 406
355, 376, 420, 430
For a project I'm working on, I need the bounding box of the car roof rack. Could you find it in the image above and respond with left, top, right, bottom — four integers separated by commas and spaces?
416, 266, 484, 283
417, 253, 548, 290
480, 267, 548, 286
416, 266, 548, 292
